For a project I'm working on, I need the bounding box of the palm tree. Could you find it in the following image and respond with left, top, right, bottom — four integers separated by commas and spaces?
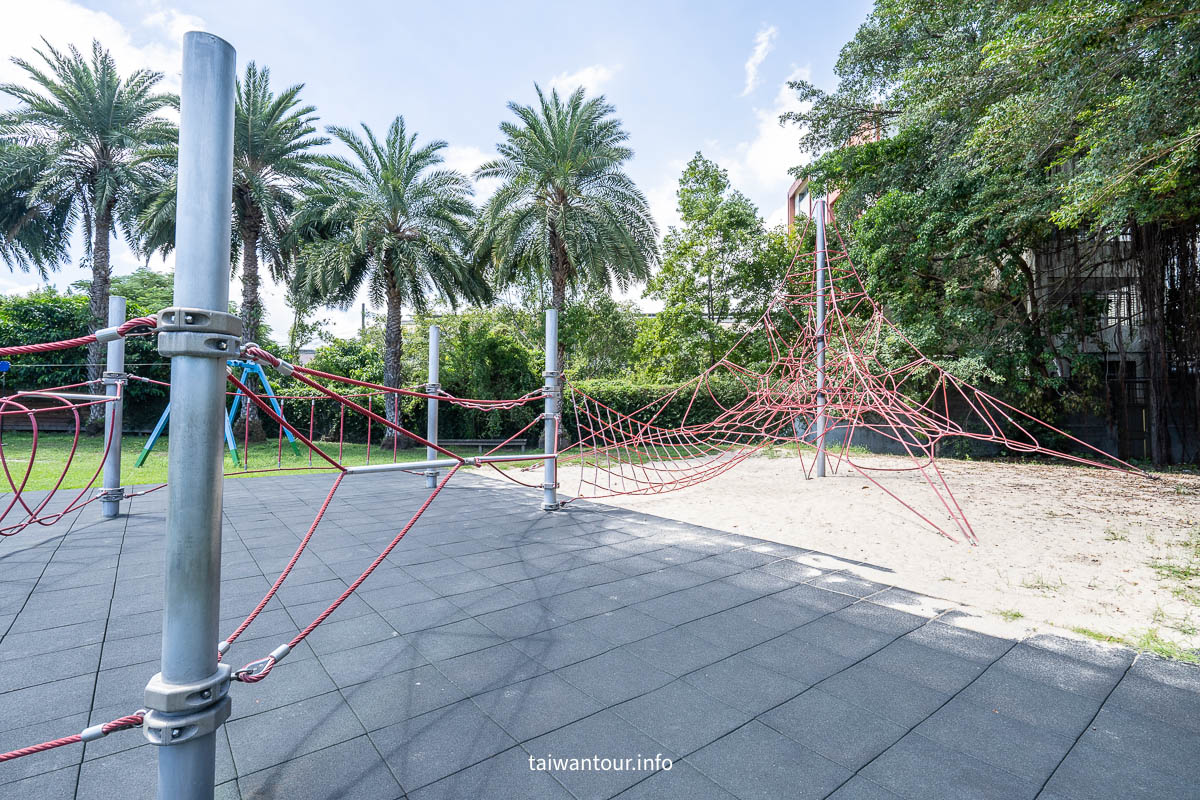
141, 62, 327, 347
0, 140, 73, 273
296, 117, 488, 435
473, 85, 659, 371
0, 40, 176, 400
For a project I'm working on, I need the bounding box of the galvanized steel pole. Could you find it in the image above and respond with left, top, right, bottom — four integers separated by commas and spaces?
815, 197, 828, 478
425, 324, 440, 489
144, 32, 237, 800
100, 295, 126, 518
542, 309, 559, 510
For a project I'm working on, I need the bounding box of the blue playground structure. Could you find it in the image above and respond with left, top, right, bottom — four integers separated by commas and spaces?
135, 359, 301, 467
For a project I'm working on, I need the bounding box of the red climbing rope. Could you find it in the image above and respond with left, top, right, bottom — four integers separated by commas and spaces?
0, 317, 156, 358
231, 464, 461, 683
0, 714, 144, 763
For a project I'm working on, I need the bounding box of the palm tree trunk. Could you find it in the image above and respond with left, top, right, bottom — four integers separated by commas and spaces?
86, 204, 113, 427
383, 282, 406, 445
239, 222, 265, 441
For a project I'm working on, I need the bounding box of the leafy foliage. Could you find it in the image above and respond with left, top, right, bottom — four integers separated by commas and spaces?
473, 86, 659, 315
637, 154, 797, 382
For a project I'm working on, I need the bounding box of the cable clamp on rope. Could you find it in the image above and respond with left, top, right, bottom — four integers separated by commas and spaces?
95, 325, 124, 344
81, 711, 146, 743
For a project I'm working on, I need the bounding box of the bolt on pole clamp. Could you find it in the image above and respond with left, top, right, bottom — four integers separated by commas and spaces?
101, 371, 128, 386
97, 487, 126, 503
142, 663, 233, 747
156, 307, 243, 359
142, 697, 231, 747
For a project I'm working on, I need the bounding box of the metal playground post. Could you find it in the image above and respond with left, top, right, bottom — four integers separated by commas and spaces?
815, 196, 828, 478
142, 32, 237, 800
425, 324, 441, 489
542, 308, 560, 510
100, 295, 126, 517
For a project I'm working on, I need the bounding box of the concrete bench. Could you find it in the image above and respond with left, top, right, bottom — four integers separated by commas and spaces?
438, 437, 530, 454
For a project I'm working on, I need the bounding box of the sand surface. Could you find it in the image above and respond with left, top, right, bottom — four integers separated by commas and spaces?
537, 454, 1200, 649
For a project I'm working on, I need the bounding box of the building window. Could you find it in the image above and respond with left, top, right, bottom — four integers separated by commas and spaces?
793, 190, 809, 218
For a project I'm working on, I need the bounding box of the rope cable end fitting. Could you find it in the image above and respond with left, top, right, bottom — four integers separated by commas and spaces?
94, 325, 124, 344
233, 643, 290, 682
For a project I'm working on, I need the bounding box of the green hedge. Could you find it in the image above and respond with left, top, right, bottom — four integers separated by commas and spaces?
0, 289, 169, 430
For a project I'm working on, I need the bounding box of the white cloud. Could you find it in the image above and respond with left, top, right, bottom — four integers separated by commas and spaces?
645, 157, 688, 239
442, 144, 500, 203
741, 25, 778, 97
722, 65, 812, 228
547, 64, 619, 96
0, 1, 205, 97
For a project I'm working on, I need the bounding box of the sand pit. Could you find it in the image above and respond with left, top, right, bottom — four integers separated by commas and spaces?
540, 454, 1200, 652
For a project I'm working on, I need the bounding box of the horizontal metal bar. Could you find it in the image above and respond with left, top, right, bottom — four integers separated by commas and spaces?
15, 391, 113, 403
345, 452, 554, 476
476, 453, 553, 463
345, 459, 462, 475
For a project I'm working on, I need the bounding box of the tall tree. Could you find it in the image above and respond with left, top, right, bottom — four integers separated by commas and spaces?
296, 117, 488, 435
640, 153, 762, 379
0, 40, 176, 407
473, 86, 659, 372
787, 0, 1200, 464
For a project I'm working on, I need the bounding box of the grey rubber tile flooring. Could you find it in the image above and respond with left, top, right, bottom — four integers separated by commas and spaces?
1, 471, 1198, 799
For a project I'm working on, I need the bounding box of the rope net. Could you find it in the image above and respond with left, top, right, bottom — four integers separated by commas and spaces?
558, 207, 1143, 543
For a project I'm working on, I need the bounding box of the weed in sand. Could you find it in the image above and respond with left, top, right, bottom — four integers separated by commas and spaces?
1021, 574, 1064, 594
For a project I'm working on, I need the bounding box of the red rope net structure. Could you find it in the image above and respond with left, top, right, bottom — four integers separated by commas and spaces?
559, 208, 1144, 543
0, 326, 167, 537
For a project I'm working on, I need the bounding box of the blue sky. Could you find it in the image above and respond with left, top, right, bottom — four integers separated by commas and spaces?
0, 0, 872, 337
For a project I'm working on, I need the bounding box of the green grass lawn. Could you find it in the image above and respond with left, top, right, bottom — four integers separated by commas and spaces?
0, 431, 540, 492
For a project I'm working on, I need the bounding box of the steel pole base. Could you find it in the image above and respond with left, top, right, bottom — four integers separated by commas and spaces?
101, 501, 120, 518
